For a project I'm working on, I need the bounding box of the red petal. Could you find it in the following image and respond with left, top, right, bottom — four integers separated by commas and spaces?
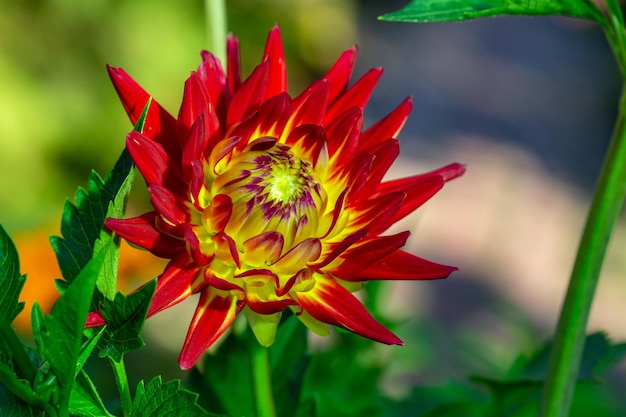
359, 97, 412, 150
148, 184, 190, 226
105, 213, 186, 258
377, 176, 445, 227
326, 107, 362, 164
314, 229, 367, 269
178, 290, 243, 369
177, 73, 208, 141
198, 50, 230, 123
296, 277, 402, 345
324, 68, 382, 125
285, 125, 328, 167
183, 224, 213, 266
226, 34, 242, 93
288, 80, 330, 128
226, 59, 269, 128
203, 194, 233, 233
148, 254, 206, 317
270, 238, 322, 274
85, 311, 105, 327
262, 25, 287, 99
107, 66, 179, 157
323, 47, 358, 104
336, 231, 410, 274
182, 114, 208, 174
349, 191, 404, 236
341, 250, 458, 281
378, 163, 466, 195
255, 93, 291, 138
358, 139, 400, 198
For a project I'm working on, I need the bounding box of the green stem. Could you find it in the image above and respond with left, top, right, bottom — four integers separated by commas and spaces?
111, 358, 132, 417
204, 0, 227, 65
537, 88, 626, 417
251, 343, 276, 417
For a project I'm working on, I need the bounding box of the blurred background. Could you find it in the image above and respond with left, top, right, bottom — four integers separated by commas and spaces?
2, 0, 625, 411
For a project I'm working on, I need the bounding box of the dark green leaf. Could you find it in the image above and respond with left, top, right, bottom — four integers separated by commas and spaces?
0, 224, 26, 324
131, 376, 211, 417
32, 244, 105, 414
97, 280, 156, 362
379, 0, 605, 23
69, 370, 113, 417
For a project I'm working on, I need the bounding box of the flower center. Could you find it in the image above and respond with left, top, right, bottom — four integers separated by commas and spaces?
268, 164, 301, 203
210, 141, 323, 248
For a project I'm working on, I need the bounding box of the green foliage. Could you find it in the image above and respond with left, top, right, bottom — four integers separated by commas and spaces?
189, 313, 309, 417
97, 280, 157, 362
0, 224, 26, 325
69, 370, 113, 417
131, 376, 213, 417
30, 245, 106, 416
375, 332, 626, 417
379, 0, 605, 23
301, 334, 385, 417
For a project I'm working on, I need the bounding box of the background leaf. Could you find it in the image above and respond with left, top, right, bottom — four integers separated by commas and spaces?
0, 224, 26, 324
379, 0, 604, 23
97, 280, 156, 362
131, 376, 213, 417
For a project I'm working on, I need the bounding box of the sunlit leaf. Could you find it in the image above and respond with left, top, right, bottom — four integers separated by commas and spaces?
379, 0, 605, 23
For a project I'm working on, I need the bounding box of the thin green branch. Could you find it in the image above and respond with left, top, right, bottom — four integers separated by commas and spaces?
110, 358, 132, 417
537, 87, 626, 416
251, 343, 276, 417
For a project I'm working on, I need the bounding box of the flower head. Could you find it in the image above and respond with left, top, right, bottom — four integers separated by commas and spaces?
89, 26, 465, 369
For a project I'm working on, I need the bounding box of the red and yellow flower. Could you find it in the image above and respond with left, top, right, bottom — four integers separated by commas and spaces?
87, 26, 465, 369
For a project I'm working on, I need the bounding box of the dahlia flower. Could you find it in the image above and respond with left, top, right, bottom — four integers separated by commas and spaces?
88, 26, 465, 369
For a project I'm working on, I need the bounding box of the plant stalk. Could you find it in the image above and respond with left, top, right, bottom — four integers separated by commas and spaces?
537, 87, 626, 416
111, 358, 132, 417
251, 343, 276, 417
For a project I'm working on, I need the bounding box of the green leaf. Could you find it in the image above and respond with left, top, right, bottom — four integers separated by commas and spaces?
0, 224, 26, 325
97, 280, 156, 362
32, 244, 105, 415
69, 370, 113, 417
75, 327, 106, 378
131, 376, 211, 417
379, 0, 605, 23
